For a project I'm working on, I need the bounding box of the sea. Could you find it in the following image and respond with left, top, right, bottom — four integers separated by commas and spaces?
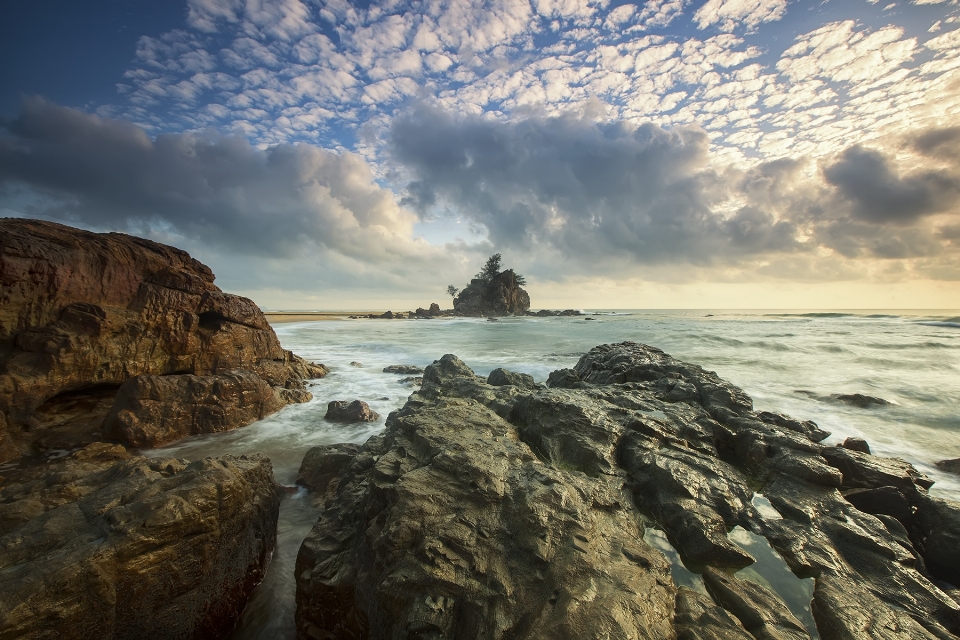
147, 309, 960, 639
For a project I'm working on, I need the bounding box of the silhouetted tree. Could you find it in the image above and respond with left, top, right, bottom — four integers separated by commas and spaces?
477, 253, 502, 281
446, 284, 459, 298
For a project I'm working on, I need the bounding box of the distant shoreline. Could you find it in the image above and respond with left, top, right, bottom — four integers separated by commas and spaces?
264, 312, 384, 323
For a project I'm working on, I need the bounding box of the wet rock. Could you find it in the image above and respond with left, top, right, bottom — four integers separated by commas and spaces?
296, 396, 677, 640
842, 486, 914, 526
294, 342, 960, 640
0, 444, 279, 639
429, 303, 441, 316
379, 311, 395, 319
701, 567, 810, 639
833, 393, 891, 408
914, 495, 960, 587
820, 446, 934, 495
674, 588, 754, 640
383, 365, 424, 374
935, 458, 960, 475
102, 371, 291, 448
325, 400, 380, 422
399, 376, 423, 386
297, 443, 363, 496
546, 368, 582, 389
486, 367, 536, 389
841, 437, 871, 453
0, 219, 326, 461
349, 361, 363, 367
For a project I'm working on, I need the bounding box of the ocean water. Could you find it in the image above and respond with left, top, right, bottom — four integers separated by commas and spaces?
147, 309, 960, 639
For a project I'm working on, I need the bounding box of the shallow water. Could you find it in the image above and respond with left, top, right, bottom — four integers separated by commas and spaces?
145, 309, 960, 638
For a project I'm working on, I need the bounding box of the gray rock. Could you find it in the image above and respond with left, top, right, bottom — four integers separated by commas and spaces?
294, 342, 960, 640
833, 393, 891, 408
383, 364, 424, 374
486, 367, 536, 389
325, 400, 380, 422
935, 458, 960, 475
701, 567, 810, 639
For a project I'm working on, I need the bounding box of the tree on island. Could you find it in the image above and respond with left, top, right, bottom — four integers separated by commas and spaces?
446, 284, 459, 299
473, 253, 526, 286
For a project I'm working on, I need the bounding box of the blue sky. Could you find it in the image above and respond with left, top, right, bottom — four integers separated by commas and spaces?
2, 0, 960, 308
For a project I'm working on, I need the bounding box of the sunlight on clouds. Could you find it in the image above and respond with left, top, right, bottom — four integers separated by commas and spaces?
693, 0, 788, 32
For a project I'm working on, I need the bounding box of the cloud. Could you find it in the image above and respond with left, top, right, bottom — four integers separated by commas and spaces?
823, 144, 960, 224
390, 105, 803, 269
0, 98, 424, 264
693, 0, 789, 32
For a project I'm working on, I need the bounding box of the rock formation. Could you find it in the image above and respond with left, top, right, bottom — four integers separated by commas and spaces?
0, 443, 280, 639
295, 342, 960, 639
453, 270, 530, 316
325, 400, 380, 422
0, 218, 327, 461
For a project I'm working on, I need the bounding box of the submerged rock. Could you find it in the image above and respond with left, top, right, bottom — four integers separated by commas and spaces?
325, 400, 380, 422
833, 393, 891, 408
383, 365, 424, 374
0, 443, 280, 639
295, 342, 960, 640
0, 218, 327, 461
936, 458, 960, 475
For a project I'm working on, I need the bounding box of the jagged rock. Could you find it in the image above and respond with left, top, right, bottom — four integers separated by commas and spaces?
102, 371, 291, 448
0, 218, 327, 461
701, 567, 810, 639
428, 303, 441, 316
380, 311, 395, 319
0, 443, 279, 639
453, 270, 530, 317
841, 437, 871, 453
674, 588, 754, 639
486, 367, 536, 389
936, 459, 960, 474
383, 365, 424, 374
325, 400, 380, 422
294, 343, 960, 639
546, 368, 583, 389
833, 393, 890, 408
399, 376, 423, 386
296, 443, 362, 496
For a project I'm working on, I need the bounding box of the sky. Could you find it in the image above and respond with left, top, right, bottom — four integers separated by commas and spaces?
1, 0, 960, 309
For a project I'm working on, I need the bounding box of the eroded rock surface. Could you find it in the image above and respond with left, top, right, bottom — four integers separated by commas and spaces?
0, 218, 327, 460
295, 342, 960, 640
0, 443, 280, 639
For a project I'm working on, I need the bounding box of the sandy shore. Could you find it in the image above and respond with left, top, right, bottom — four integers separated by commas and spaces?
264, 312, 385, 323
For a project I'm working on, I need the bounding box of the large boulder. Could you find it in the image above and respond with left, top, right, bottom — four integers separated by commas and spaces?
295, 342, 960, 639
0, 443, 280, 639
0, 218, 327, 460
453, 270, 530, 316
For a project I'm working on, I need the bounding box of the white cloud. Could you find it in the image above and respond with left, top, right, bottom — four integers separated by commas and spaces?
693, 0, 789, 32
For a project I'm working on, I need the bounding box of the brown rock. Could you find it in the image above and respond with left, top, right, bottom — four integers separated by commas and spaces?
325, 400, 380, 422
0, 444, 280, 639
102, 371, 294, 448
0, 218, 327, 461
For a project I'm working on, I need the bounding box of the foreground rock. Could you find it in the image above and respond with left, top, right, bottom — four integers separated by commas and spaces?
0, 218, 327, 460
296, 342, 960, 639
0, 443, 280, 639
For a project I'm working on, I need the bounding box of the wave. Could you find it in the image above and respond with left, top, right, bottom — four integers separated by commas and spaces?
765, 312, 856, 318
916, 321, 960, 329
